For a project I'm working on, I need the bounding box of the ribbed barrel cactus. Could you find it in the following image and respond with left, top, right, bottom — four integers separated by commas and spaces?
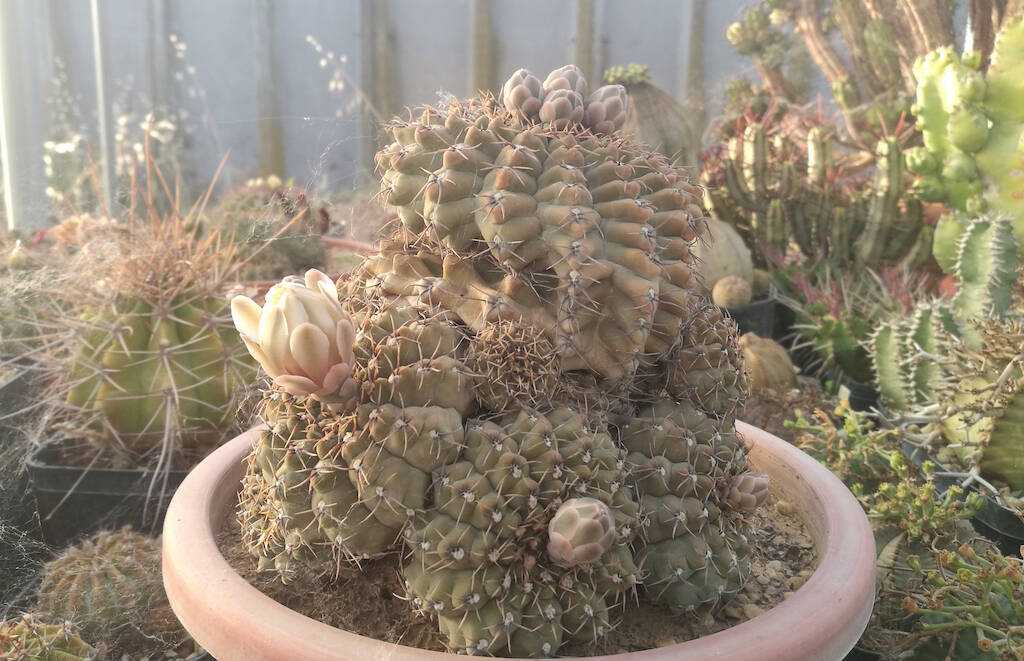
48, 218, 255, 455
232, 65, 768, 657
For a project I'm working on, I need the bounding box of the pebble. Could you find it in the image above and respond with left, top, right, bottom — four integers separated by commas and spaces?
656, 637, 677, 647
699, 611, 716, 628
756, 574, 771, 586
776, 499, 795, 515
723, 605, 743, 619
766, 560, 783, 573
788, 574, 809, 590
743, 603, 766, 619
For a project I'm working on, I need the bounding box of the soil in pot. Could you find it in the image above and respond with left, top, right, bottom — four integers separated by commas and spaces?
215, 498, 817, 655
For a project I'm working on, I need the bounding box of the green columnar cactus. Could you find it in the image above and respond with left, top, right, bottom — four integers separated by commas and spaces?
870, 216, 1019, 410
703, 118, 925, 269
0, 615, 97, 661
54, 219, 255, 455
908, 16, 1024, 272
232, 65, 767, 658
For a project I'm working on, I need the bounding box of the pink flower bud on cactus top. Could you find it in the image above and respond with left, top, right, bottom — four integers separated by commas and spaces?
502, 68, 545, 120
547, 497, 616, 567
584, 84, 628, 135
231, 269, 359, 408
726, 472, 771, 513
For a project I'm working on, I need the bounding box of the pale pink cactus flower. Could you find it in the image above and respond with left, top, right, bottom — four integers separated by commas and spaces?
231, 269, 359, 408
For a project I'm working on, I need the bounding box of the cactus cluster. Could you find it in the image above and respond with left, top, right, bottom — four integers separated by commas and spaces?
907, 16, 1024, 272
231, 65, 768, 657
0, 614, 97, 661
702, 109, 929, 270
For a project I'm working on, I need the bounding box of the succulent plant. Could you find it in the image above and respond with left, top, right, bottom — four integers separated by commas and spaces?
231, 65, 767, 657
34, 527, 190, 658
907, 16, 1024, 272
702, 109, 928, 271
201, 176, 328, 281
870, 216, 1019, 411
0, 614, 97, 661
50, 219, 255, 456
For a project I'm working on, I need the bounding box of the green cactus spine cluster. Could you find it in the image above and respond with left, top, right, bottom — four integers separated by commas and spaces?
0, 614, 97, 661
703, 118, 927, 269
234, 64, 769, 658
908, 16, 1024, 272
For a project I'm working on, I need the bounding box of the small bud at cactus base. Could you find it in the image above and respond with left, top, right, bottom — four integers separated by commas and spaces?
726, 472, 770, 512
232, 269, 359, 408
547, 497, 616, 567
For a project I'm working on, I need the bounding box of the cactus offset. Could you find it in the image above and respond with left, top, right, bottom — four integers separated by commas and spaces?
0, 614, 97, 661
712, 275, 753, 308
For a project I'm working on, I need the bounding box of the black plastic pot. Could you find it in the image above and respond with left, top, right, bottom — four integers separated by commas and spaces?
837, 378, 881, 413
901, 441, 1024, 557
722, 297, 776, 338
26, 439, 190, 546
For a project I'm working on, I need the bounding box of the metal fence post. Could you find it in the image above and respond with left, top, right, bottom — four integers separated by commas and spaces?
90, 0, 116, 212
0, 0, 50, 232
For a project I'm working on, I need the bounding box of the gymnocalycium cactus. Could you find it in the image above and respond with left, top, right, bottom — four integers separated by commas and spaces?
908, 16, 1024, 272
232, 64, 768, 657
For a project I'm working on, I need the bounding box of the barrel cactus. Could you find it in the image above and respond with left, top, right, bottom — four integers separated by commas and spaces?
231, 64, 768, 657
0, 614, 97, 661
47, 218, 255, 455
34, 527, 188, 656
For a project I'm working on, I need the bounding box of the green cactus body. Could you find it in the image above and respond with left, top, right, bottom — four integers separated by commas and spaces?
403, 407, 640, 656
0, 615, 97, 661
34, 527, 185, 656
64, 297, 250, 450
620, 399, 753, 612
912, 18, 1024, 268
870, 321, 912, 411
952, 217, 1018, 346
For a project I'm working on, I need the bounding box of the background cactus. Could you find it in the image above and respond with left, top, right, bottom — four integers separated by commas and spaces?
232, 64, 768, 658
702, 108, 928, 271
870, 216, 1020, 411
43, 217, 255, 457
907, 16, 1024, 272
0, 614, 97, 661
34, 527, 191, 657
200, 176, 329, 281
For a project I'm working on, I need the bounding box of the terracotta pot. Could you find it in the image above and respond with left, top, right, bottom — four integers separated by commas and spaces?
163, 423, 875, 661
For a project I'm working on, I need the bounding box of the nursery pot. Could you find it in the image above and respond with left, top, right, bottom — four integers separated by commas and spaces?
162, 423, 876, 661
722, 298, 776, 339
26, 438, 189, 546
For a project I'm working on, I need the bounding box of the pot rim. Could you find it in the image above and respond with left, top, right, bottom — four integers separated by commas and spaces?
163, 421, 875, 661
